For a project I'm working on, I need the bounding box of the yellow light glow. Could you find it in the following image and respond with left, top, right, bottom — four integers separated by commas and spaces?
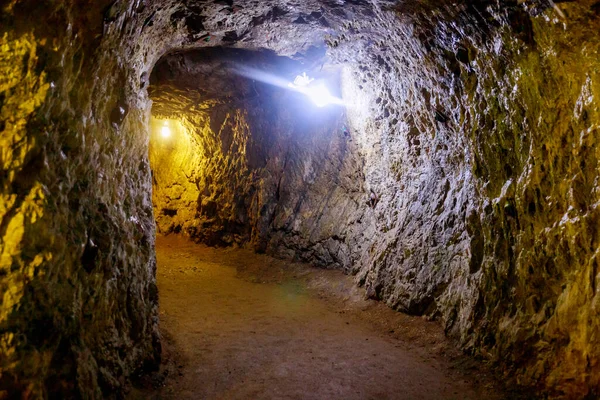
160, 120, 172, 138
161, 126, 172, 138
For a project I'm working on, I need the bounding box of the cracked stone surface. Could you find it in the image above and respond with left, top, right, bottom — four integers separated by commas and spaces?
1, 0, 600, 398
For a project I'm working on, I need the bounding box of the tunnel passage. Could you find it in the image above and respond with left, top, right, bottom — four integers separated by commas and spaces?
2, 0, 600, 398
147, 47, 366, 265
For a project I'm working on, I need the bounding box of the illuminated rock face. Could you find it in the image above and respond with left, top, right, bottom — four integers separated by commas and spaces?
343, 4, 600, 397
1, 0, 599, 398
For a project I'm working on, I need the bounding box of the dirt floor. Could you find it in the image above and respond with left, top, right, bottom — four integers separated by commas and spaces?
131, 235, 524, 400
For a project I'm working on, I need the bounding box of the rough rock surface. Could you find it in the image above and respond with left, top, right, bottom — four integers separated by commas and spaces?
343, 3, 600, 398
1, 0, 599, 398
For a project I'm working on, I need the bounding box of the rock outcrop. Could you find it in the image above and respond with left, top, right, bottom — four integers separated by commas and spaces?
1, 0, 599, 398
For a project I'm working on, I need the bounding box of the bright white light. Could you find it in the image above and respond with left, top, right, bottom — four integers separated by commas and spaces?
232, 67, 344, 108
292, 72, 314, 87
305, 84, 335, 108
161, 121, 171, 138
288, 74, 339, 107
161, 126, 171, 138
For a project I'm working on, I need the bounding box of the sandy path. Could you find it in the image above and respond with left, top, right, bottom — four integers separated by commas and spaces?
132, 235, 515, 400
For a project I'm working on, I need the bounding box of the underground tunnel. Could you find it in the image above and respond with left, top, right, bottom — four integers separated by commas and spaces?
1, 0, 600, 398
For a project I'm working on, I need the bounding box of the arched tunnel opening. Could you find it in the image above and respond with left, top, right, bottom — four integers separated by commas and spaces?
1, 0, 600, 398
147, 47, 355, 255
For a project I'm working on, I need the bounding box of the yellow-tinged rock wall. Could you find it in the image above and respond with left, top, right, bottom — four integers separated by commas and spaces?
0, 29, 55, 396
0, 1, 165, 397
149, 117, 203, 236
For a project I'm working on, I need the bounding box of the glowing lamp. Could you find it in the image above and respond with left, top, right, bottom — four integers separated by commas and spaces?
289, 73, 341, 108
293, 72, 314, 87
305, 84, 335, 108
161, 121, 171, 138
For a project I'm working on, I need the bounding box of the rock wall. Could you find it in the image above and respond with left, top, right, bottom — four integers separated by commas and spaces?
0, 0, 167, 397
338, 1, 600, 397
1, 0, 599, 397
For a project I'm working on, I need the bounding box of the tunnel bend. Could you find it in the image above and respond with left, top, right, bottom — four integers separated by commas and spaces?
147, 47, 361, 252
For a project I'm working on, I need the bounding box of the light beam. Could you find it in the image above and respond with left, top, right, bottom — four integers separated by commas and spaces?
232, 66, 344, 108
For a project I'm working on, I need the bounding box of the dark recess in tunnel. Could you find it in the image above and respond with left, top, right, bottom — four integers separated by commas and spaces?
147, 46, 353, 250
